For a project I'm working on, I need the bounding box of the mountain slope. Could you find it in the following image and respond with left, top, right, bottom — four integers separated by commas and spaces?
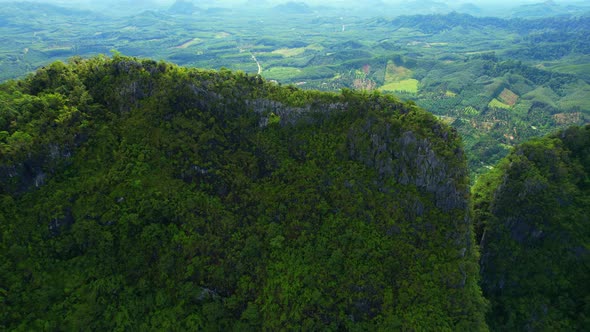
0, 56, 487, 330
474, 125, 590, 330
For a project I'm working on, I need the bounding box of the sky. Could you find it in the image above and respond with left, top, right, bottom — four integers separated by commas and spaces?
1, 0, 583, 6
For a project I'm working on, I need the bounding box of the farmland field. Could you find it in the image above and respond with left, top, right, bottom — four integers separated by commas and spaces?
379, 79, 420, 93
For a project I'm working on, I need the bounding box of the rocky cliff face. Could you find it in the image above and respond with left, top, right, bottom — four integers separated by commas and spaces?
348, 120, 468, 212
0, 56, 487, 330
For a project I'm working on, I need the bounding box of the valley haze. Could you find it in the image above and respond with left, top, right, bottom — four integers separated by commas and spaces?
1, 0, 589, 16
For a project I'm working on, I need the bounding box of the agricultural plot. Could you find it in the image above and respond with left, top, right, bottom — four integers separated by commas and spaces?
379, 79, 420, 93
488, 98, 512, 110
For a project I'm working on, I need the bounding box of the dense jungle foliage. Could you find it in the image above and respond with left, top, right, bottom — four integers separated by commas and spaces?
474, 125, 590, 330
0, 56, 488, 330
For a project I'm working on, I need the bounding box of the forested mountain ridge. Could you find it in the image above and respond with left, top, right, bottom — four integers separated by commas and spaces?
386, 13, 590, 61
389, 12, 590, 34
0, 56, 488, 330
474, 125, 590, 330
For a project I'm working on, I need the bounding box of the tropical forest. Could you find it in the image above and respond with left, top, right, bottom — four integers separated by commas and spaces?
0, 0, 588, 330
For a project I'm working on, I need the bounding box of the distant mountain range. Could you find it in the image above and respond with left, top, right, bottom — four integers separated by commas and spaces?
385, 11, 590, 34
510, 0, 590, 18
2, 0, 588, 18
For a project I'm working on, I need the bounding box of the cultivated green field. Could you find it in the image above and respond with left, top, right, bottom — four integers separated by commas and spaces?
379, 79, 420, 93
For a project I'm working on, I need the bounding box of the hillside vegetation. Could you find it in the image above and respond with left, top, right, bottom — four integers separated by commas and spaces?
474, 125, 590, 330
0, 56, 487, 330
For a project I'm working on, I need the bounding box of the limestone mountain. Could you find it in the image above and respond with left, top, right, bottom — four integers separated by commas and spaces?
474, 125, 590, 330
0, 56, 487, 330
